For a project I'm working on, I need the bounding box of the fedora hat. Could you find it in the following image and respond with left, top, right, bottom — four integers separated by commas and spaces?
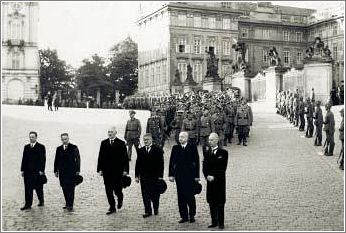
39, 174, 47, 185
122, 175, 132, 188
194, 181, 202, 195
156, 179, 167, 194
75, 174, 83, 186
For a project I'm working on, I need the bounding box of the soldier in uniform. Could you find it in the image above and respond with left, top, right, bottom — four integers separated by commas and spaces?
157, 109, 169, 148
235, 101, 250, 146
338, 108, 344, 170
211, 107, 226, 148
124, 110, 142, 161
146, 109, 163, 148
182, 111, 198, 145
224, 102, 236, 143
244, 99, 253, 137
305, 97, 314, 138
199, 108, 212, 152
170, 110, 184, 144
298, 96, 305, 131
293, 94, 300, 127
313, 101, 323, 146
323, 103, 335, 156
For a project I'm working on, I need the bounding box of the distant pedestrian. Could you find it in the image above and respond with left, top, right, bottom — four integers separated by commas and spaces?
54, 96, 60, 111
47, 93, 53, 111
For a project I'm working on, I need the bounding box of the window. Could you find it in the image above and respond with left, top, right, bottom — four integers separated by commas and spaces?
194, 16, 201, 27
332, 24, 338, 36
162, 61, 167, 84
178, 63, 187, 81
216, 17, 222, 29
296, 32, 302, 42
156, 64, 161, 84
223, 40, 231, 55
202, 17, 208, 28
333, 45, 338, 59
151, 67, 155, 85
222, 65, 231, 78
263, 50, 268, 63
12, 52, 20, 69
297, 52, 302, 64
263, 29, 270, 39
187, 14, 194, 27
10, 20, 23, 40
170, 13, 178, 25
193, 63, 202, 82
178, 38, 186, 53
223, 18, 230, 30
241, 28, 248, 38
194, 39, 201, 54
208, 39, 216, 54
283, 51, 290, 65
283, 31, 289, 41
209, 17, 216, 29
178, 14, 186, 27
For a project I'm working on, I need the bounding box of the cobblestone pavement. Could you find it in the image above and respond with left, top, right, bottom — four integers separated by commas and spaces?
2, 103, 344, 231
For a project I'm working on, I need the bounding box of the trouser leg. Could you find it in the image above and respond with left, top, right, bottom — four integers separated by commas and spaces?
35, 183, 44, 204
209, 204, 218, 225
105, 183, 115, 209
24, 181, 33, 207
187, 195, 196, 219
140, 179, 152, 214
217, 204, 225, 226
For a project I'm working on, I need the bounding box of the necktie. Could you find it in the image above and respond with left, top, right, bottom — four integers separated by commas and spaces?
111, 139, 114, 145
146, 147, 150, 153
213, 148, 217, 154
64, 145, 66, 150
31, 144, 34, 148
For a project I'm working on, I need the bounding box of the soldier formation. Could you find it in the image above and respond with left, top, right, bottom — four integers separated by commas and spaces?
276, 89, 344, 170
145, 90, 253, 150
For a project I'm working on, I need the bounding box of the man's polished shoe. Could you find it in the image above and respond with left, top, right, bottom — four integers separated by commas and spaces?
154, 210, 159, 215
62, 206, 68, 209
219, 225, 225, 229
117, 202, 123, 209
208, 224, 217, 228
237, 142, 241, 145
243, 143, 247, 146
67, 207, 73, 212
189, 218, 195, 223
178, 219, 188, 223
142, 213, 152, 218
38, 202, 44, 207
106, 209, 116, 215
20, 206, 31, 211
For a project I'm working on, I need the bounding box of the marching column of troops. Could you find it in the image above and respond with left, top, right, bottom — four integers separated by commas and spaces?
19, 90, 253, 229
276, 88, 344, 170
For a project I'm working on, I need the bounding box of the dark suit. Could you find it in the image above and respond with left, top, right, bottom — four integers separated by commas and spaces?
21, 142, 46, 207
97, 138, 129, 210
203, 147, 228, 227
54, 143, 81, 208
135, 144, 164, 215
169, 143, 200, 220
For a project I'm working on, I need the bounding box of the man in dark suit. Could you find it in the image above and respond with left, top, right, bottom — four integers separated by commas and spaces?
203, 133, 228, 229
20, 131, 46, 211
169, 131, 200, 223
97, 127, 129, 215
54, 133, 81, 211
135, 133, 164, 218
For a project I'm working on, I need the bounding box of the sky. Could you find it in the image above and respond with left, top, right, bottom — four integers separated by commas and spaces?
38, 1, 343, 69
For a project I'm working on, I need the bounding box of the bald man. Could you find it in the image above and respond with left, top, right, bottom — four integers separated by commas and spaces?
97, 127, 129, 215
203, 133, 228, 229
169, 131, 200, 223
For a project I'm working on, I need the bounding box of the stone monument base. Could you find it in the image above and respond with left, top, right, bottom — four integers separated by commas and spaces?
264, 66, 287, 106
202, 77, 222, 92
183, 82, 197, 93
171, 84, 183, 94
303, 62, 333, 105
231, 72, 252, 101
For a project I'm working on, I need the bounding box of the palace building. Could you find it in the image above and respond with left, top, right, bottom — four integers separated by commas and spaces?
136, 2, 344, 96
1, 2, 40, 103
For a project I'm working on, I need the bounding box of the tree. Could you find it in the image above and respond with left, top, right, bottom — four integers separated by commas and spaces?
39, 48, 70, 99
76, 54, 113, 105
108, 36, 138, 101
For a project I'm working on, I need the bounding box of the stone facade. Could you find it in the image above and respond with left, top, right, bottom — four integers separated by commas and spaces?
1, 2, 40, 103
137, 2, 344, 96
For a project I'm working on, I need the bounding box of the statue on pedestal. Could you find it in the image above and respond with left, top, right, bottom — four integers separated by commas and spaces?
231, 42, 249, 73
268, 47, 281, 66
305, 37, 332, 59
173, 69, 182, 85
185, 63, 196, 84
205, 49, 219, 79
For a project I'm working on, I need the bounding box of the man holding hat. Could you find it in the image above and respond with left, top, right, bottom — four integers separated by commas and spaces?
313, 101, 323, 146
124, 110, 142, 161
203, 133, 228, 229
323, 103, 335, 156
20, 131, 46, 211
135, 133, 164, 218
